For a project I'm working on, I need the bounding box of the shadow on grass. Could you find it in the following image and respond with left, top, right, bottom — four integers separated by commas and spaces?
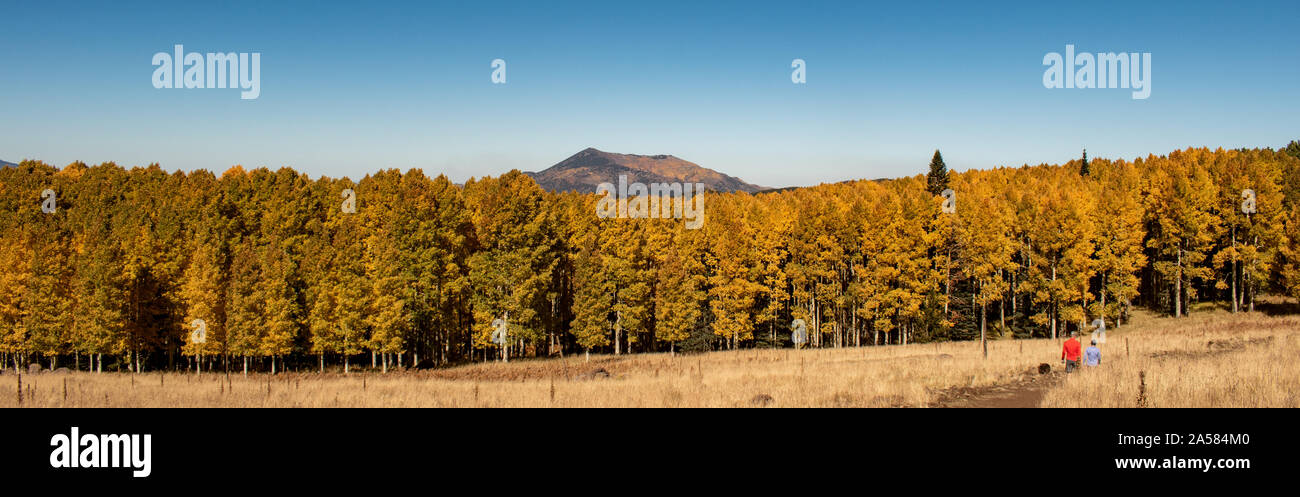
1254, 299, 1300, 316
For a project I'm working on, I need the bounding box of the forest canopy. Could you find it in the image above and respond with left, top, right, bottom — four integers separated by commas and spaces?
2, 144, 1300, 373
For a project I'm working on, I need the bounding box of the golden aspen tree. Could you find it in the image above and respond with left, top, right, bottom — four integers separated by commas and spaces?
313, 178, 369, 372
464, 171, 558, 360
612, 221, 654, 354
65, 163, 131, 372
1141, 150, 1221, 317
850, 182, 892, 345
175, 170, 226, 372
959, 173, 1016, 354
1089, 159, 1146, 326
413, 173, 474, 365
872, 179, 940, 344
258, 242, 299, 374
931, 180, 961, 325
1214, 150, 1285, 312
569, 199, 613, 354
178, 238, 225, 368
0, 162, 37, 369
18, 162, 75, 369
0, 235, 26, 371
706, 194, 764, 348
653, 221, 708, 352
750, 193, 792, 346
361, 170, 409, 372
1019, 168, 1075, 337
1058, 181, 1098, 330
785, 190, 849, 347
1280, 202, 1300, 301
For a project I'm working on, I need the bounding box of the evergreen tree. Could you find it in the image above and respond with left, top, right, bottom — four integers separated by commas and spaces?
926, 150, 949, 195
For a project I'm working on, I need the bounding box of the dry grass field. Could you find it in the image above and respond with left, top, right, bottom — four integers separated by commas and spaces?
1041, 311, 1300, 408
3, 307, 1296, 408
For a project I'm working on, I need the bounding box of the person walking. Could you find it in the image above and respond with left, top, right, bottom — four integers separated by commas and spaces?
1084, 339, 1101, 367
1062, 331, 1082, 373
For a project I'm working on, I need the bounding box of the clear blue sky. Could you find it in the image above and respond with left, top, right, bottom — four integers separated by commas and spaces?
2, 0, 1297, 187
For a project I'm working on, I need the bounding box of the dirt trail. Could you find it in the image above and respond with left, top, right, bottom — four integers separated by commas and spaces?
931, 334, 1283, 408
931, 369, 1064, 408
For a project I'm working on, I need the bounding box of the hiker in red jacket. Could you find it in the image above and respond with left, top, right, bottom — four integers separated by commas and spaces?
1061, 331, 1082, 373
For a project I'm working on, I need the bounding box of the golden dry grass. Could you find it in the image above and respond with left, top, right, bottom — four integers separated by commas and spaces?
2, 339, 1063, 408
3, 308, 1295, 408
1041, 311, 1300, 408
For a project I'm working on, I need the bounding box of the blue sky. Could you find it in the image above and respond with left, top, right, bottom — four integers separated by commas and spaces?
1, 0, 1297, 187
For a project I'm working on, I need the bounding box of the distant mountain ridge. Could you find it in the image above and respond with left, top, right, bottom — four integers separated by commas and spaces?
0, 159, 16, 168
525, 148, 766, 193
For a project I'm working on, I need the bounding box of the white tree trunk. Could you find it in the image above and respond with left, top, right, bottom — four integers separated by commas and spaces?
1175, 248, 1183, 318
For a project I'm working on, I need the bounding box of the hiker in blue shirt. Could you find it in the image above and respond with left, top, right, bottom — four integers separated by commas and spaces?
1084, 339, 1101, 367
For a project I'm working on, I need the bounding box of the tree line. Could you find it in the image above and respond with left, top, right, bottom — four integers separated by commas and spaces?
2, 143, 1300, 373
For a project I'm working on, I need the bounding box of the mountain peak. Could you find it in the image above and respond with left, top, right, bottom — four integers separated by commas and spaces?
527, 148, 765, 193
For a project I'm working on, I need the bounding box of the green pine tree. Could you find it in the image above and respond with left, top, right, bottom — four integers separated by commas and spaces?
926, 150, 949, 195
1285, 140, 1300, 160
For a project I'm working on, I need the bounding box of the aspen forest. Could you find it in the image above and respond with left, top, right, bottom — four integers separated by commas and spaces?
3, 144, 1300, 374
